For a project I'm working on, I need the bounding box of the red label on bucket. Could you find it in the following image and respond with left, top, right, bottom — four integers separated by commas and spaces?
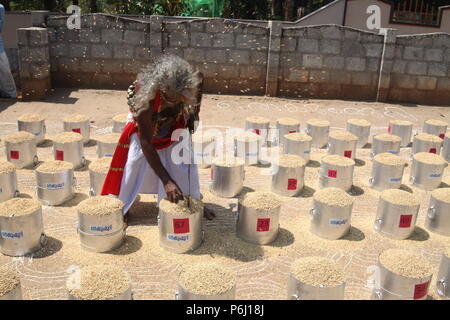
173, 218, 190, 234
289, 130, 297, 133
56, 150, 64, 161
328, 169, 337, 178
257, 218, 270, 232
414, 281, 430, 300
439, 133, 445, 139
429, 148, 437, 154
287, 179, 297, 190
210, 168, 213, 180
252, 129, 260, 135
344, 150, 352, 158
10, 150, 19, 160
72, 128, 81, 134
399, 215, 413, 228
387, 126, 391, 133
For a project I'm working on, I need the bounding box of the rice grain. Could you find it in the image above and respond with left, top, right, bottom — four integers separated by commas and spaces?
89, 158, 111, 173
380, 189, 420, 206
0, 265, 20, 297
178, 263, 235, 295
52, 132, 83, 143
0, 198, 41, 217
234, 132, 261, 143
159, 197, 203, 216
413, 152, 446, 165
3, 131, 35, 143
96, 133, 120, 143
0, 161, 16, 174
213, 157, 245, 167
277, 117, 300, 126
246, 116, 270, 124
291, 257, 344, 287
390, 120, 412, 126
374, 133, 401, 142
275, 154, 306, 168
373, 153, 406, 167
64, 114, 89, 122
329, 130, 358, 141
239, 192, 281, 210
425, 119, 447, 126
414, 133, 442, 143
307, 119, 330, 127
379, 249, 432, 278
348, 119, 370, 127
67, 265, 130, 300
431, 188, 450, 204
321, 155, 355, 167
77, 196, 124, 216
17, 114, 45, 122
37, 160, 73, 173
284, 133, 312, 142
313, 187, 353, 207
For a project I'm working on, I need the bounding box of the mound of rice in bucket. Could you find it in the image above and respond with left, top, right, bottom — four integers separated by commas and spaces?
210, 156, 245, 198
436, 246, 450, 299
370, 153, 407, 191
388, 120, 413, 147
423, 119, 447, 139
272, 154, 306, 197
411, 132, 443, 155
237, 191, 282, 244
96, 133, 120, 158
35, 160, 75, 206
374, 189, 421, 240
283, 133, 312, 161
319, 155, 355, 192
17, 113, 46, 145
425, 188, 450, 236
346, 118, 371, 148
158, 197, 204, 253
0, 198, 45, 256
89, 157, 111, 196
112, 114, 129, 133
63, 114, 90, 144
0, 265, 22, 300
373, 249, 433, 300
234, 131, 261, 166
245, 116, 270, 144
410, 152, 447, 191
76, 196, 125, 253
287, 257, 345, 300
276, 117, 300, 147
0, 161, 19, 202
328, 130, 358, 159
371, 133, 401, 158
306, 119, 330, 148
66, 265, 132, 300
3, 131, 38, 168
176, 263, 236, 300
310, 187, 353, 240
51, 132, 85, 169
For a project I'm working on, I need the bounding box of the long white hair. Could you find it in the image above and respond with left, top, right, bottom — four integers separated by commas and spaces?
133, 55, 201, 108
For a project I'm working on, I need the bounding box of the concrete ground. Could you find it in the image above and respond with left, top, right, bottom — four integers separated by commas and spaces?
0, 89, 449, 300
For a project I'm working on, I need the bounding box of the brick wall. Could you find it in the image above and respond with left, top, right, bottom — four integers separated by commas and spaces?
15, 13, 450, 105
388, 33, 450, 105
279, 25, 384, 100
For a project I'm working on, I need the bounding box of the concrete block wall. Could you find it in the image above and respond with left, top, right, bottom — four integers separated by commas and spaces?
17, 27, 51, 99
388, 33, 450, 105
15, 13, 450, 105
162, 19, 269, 95
47, 14, 152, 89
278, 25, 384, 100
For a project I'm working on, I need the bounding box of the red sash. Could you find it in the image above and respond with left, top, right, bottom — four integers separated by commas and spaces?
100, 91, 186, 196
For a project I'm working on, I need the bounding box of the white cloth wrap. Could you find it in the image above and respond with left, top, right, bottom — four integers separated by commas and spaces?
0, 52, 17, 98
118, 132, 200, 213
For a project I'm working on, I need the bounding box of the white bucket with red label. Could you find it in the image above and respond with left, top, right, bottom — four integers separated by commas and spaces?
271, 163, 305, 197
319, 162, 354, 192
4, 139, 38, 169
63, 120, 90, 144
52, 140, 86, 169
372, 258, 432, 300
235, 202, 280, 245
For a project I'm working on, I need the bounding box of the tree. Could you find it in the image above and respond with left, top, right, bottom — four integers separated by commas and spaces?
222, 0, 269, 20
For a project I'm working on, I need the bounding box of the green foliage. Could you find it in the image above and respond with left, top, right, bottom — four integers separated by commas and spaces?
222, 0, 269, 20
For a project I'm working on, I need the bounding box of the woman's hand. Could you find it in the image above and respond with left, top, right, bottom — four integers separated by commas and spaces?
164, 180, 184, 203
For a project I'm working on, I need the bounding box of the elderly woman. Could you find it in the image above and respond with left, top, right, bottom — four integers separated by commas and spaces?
101, 55, 215, 223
